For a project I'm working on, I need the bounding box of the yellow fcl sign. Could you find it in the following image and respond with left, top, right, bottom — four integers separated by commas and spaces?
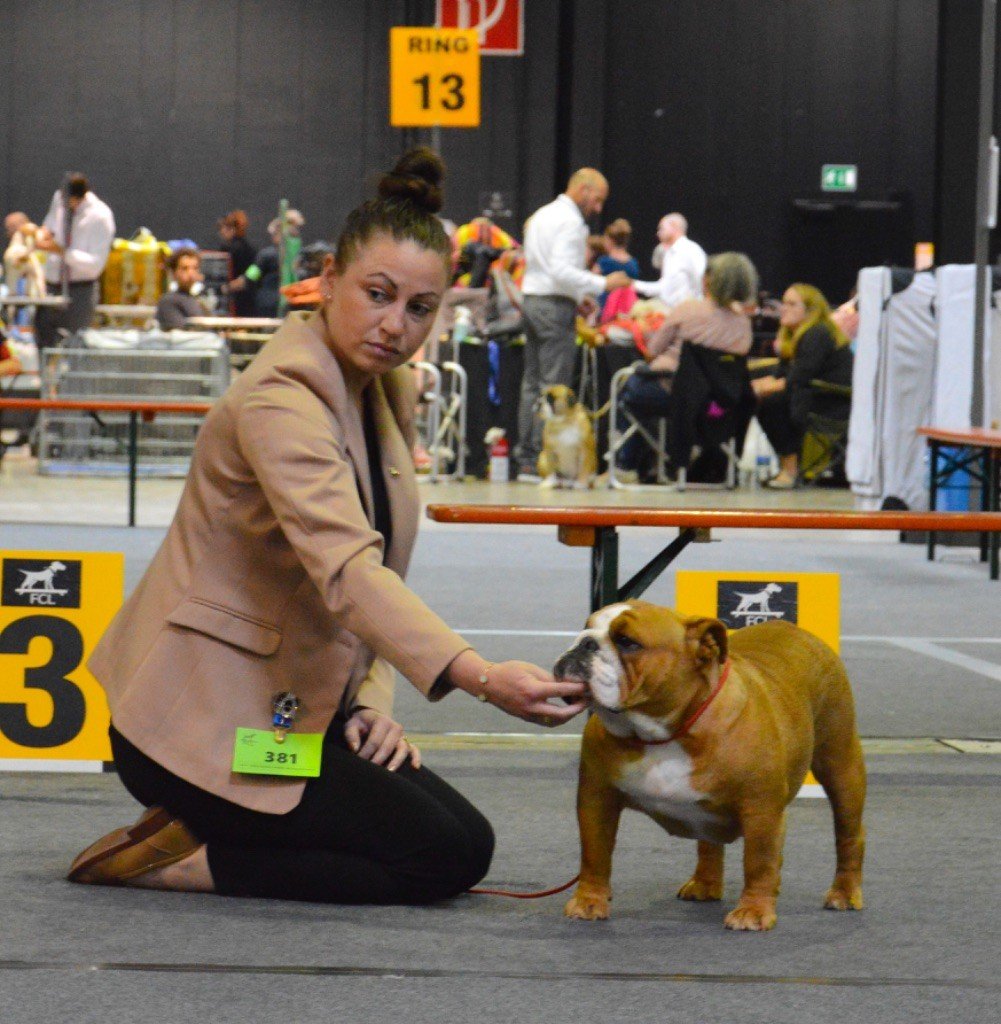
674, 570, 840, 653
0, 551, 123, 767
390, 27, 481, 127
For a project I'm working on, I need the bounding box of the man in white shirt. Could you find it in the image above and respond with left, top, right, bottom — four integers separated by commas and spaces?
636, 213, 706, 309
34, 173, 116, 354
515, 168, 630, 474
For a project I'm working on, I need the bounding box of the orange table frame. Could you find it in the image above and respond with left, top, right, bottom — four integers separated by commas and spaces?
426, 505, 1001, 610
918, 427, 1001, 580
0, 398, 212, 526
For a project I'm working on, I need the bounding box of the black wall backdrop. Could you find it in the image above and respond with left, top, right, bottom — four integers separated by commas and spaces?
0, 0, 938, 296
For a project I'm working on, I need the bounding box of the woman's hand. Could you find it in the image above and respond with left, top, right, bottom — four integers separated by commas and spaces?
752, 375, 784, 399
484, 661, 590, 726
447, 651, 589, 727
343, 707, 420, 771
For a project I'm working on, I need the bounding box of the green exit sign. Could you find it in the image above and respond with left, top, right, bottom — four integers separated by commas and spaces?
821, 164, 858, 192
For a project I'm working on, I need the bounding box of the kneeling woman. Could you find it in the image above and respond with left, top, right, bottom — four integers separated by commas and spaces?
753, 283, 853, 489
68, 149, 588, 904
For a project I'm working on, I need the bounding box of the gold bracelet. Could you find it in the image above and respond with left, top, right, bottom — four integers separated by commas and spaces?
476, 663, 493, 702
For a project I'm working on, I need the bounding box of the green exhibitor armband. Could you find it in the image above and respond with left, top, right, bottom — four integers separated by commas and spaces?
232, 727, 322, 777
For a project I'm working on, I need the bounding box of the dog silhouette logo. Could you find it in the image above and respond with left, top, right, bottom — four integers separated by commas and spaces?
717, 580, 798, 629
2, 558, 82, 608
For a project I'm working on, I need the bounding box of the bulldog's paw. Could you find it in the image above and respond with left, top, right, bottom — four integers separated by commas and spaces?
540, 475, 558, 489
677, 876, 723, 902
724, 899, 777, 932
564, 891, 610, 920
823, 884, 863, 911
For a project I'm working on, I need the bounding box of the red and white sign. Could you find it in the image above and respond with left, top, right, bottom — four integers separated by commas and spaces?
436, 0, 523, 56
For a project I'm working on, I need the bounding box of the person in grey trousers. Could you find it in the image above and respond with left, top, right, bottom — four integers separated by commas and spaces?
515, 168, 631, 476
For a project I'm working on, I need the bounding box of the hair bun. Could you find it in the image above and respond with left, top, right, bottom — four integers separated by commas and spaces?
377, 147, 445, 214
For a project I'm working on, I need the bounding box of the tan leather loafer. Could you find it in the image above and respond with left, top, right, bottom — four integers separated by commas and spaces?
67, 806, 201, 885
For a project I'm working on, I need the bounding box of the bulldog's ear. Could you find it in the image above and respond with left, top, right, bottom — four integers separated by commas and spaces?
686, 618, 728, 668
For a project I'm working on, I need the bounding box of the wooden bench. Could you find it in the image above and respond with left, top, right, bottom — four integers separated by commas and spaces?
0, 398, 212, 526
426, 505, 1001, 611
918, 426, 1001, 579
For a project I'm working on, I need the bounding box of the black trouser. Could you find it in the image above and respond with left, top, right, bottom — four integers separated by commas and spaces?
109, 723, 494, 905
515, 294, 579, 468
755, 390, 803, 458
34, 281, 98, 353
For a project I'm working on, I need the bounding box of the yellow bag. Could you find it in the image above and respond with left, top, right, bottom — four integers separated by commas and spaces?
100, 228, 171, 305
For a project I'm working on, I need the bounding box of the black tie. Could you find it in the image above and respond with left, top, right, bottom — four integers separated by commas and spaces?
60, 203, 74, 292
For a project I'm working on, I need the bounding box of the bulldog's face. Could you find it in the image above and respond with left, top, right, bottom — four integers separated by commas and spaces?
538, 384, 577, 419
553, 601, 728, 718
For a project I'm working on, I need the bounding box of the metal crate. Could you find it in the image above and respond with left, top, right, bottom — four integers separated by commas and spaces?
38, 346, 229, 477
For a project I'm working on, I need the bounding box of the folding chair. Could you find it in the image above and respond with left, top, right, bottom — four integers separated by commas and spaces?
668, 344, 751, 491
605, 361, 673, 488
799, 379, 852, 487
409, 358, 468, 481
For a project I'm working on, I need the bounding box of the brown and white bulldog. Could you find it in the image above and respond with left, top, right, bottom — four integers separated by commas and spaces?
554, 600, 866, 931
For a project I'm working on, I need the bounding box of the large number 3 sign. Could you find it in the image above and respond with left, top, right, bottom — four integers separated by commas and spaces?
0, 551, 123, 767
0, 616, 86, 747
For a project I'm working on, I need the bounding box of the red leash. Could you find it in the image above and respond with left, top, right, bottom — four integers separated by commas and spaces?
470, 662, 731, 898
470, 874, 580, 899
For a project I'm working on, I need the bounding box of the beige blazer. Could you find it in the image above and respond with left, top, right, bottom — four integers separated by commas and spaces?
89, 311, 470, 813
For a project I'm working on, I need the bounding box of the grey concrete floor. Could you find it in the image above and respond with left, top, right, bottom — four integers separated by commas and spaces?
1, 470, 1000, 1023
2, 750, 998, 1024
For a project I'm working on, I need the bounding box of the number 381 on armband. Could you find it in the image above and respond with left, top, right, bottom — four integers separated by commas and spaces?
0, 552, 123, 767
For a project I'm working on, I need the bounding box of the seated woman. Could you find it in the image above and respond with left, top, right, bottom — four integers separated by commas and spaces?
753, 284, 853, 489
610, 251, 757, 482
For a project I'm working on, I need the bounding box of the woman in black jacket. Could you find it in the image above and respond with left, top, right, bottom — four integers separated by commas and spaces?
217, 210, 257, 317
753, 283, 853, 488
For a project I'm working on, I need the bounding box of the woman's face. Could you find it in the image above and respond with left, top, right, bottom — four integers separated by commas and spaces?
779, 287, 807, 330
321, 234, 447, 386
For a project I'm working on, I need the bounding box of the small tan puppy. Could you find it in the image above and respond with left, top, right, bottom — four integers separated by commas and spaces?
554, 600, 865, 931
3, 222, 47, 300
536, 384, 597, 489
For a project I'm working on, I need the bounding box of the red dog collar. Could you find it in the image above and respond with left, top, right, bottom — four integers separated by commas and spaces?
634, 659, 731, 746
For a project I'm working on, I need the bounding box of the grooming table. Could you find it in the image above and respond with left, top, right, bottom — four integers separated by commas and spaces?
94, 304, 156, 324
185, 316, 283, 333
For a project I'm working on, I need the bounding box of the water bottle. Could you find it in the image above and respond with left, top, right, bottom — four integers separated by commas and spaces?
756, 453, 772, 485
452, 306, 473, 344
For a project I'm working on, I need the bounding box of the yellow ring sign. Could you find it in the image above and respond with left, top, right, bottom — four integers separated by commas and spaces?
390, 27, 481, 128
0, 551, 122, 767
